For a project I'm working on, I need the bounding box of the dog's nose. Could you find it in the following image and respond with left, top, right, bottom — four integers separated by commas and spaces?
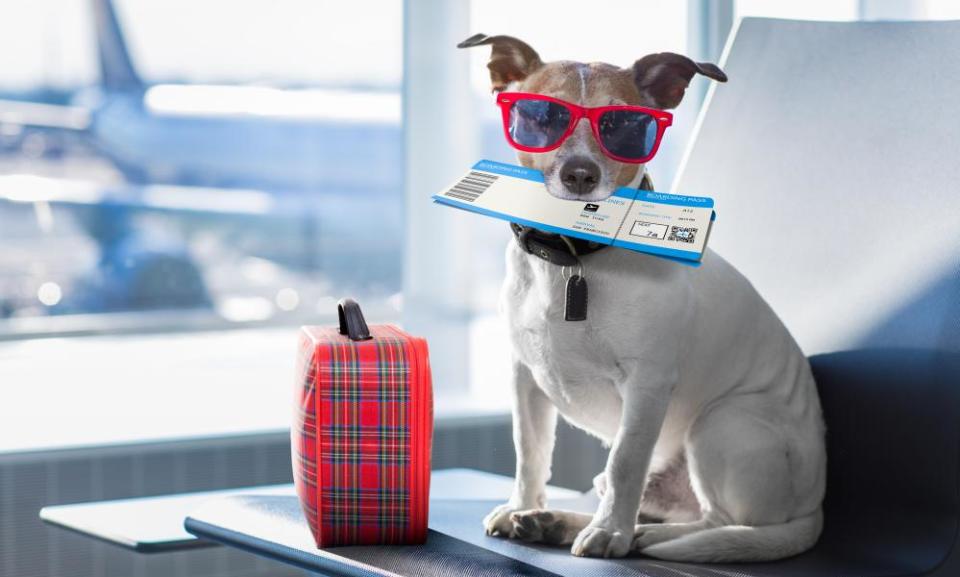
560, 157, 601, 195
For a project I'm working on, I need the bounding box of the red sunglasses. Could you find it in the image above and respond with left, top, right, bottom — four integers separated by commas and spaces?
495, 92, 673, 164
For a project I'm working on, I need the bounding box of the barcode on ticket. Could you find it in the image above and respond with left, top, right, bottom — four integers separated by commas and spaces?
444, 171, 498, 202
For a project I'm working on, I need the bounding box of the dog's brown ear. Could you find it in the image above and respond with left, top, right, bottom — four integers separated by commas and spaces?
458, 33, 543, 92
631, 53, 727, 109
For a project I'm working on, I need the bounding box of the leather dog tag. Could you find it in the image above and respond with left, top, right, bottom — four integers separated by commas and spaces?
565, 275, 588, 321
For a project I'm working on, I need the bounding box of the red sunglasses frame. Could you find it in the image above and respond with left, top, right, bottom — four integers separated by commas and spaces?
495, 92, 673, 164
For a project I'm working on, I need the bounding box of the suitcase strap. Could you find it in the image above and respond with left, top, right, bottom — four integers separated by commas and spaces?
337, 298, 372, 341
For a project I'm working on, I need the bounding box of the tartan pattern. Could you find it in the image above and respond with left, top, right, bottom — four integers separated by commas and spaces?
292, 325, 427, 547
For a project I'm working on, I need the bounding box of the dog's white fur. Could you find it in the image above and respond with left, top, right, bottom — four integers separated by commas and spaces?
470, 40, 827, 562
487, 244, 827, 561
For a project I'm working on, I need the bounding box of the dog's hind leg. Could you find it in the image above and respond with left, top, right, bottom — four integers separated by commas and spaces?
633, 399, 825, 562
510, 510, 592, 546
595, 467, 689, 524
636, 454, 700, 523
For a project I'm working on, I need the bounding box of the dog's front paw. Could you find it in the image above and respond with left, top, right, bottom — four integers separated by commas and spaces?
510, 510, 571, 545
571, 524, 632, 558
483, 503, 519, 537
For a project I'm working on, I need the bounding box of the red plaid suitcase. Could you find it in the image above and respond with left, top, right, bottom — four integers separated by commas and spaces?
292, 298, 433, 547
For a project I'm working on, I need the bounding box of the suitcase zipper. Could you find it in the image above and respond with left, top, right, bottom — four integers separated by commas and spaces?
410, 335, 428, 541
410, 330, 430, 540
416, 336, 431, 541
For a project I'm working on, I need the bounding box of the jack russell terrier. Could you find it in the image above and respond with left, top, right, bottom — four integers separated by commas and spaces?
458, 33, 826, 562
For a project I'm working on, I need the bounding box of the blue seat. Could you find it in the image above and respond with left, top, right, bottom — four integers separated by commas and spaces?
807, 350, 960, 574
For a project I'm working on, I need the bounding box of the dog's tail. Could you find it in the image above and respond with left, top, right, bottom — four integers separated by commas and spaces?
640, 509, 823, 563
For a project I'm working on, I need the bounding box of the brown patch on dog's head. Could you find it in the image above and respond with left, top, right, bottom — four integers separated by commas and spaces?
459, 34, 727, 201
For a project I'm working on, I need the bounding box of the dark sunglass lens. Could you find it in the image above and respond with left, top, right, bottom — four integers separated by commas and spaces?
508, 99, 571, 148
598, 110, 658, 159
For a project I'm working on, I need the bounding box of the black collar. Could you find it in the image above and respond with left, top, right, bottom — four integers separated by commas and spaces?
511, 173, 654, 266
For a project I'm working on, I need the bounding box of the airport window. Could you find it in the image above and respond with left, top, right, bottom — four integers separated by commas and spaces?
2, 0, 927, 453
0, 0, 693, 452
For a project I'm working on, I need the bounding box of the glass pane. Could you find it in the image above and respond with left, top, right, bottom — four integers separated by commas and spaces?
920, 0, 960, 19
0, 0, 98, 92
0, 0, 403, 339
115, 0, 401, 86
735, 0, 859, 21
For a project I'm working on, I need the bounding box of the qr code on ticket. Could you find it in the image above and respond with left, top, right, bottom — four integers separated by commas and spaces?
668, 226, 698, 244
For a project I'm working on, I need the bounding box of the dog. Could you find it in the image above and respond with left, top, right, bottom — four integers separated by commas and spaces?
458, 34, 827, 562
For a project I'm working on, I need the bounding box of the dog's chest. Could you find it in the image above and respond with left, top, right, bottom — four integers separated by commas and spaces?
504, 253, 584, 366
502, 246, 625, 431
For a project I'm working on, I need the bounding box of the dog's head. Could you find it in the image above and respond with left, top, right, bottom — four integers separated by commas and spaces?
459, 34, 726, 201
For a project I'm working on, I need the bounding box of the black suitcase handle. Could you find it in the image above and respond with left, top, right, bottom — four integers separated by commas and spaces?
337, 298, 372, 341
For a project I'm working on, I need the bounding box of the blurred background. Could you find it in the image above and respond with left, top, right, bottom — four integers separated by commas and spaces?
1, 1, 958, 576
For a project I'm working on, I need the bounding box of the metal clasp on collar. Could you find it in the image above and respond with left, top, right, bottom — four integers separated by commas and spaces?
561, 260, 584, 282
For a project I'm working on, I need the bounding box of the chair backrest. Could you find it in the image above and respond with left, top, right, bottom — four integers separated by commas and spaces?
675, 19, 960, 575
674, 18, 960, 355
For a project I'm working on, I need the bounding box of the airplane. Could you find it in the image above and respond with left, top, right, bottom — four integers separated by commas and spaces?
0, 0, 416, 320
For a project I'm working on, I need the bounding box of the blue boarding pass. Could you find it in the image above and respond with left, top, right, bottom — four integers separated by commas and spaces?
432, 159, 716, 265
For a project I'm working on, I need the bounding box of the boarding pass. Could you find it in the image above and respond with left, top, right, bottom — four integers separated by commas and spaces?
432, 159, 716, 265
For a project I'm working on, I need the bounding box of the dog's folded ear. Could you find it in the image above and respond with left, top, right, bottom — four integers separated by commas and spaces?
632, 53, 727, 109
458, 33, 543, 92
